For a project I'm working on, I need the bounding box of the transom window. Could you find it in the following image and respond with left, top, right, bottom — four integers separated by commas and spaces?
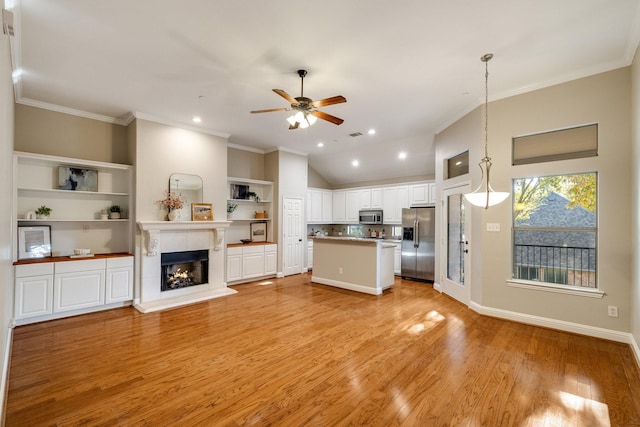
512, 172, 597, 289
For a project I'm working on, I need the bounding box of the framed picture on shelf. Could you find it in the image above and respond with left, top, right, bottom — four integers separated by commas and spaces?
18, 225, 52, 260
250, 222, 267, 242
58, 166, 98, 192
192, 203, 213, 221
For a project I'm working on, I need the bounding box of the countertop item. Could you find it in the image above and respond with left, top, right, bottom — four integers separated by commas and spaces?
240, 239, 253, 244
228, 241, 275, 248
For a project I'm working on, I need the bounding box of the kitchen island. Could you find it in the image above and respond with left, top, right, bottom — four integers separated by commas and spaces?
311, 236, 395, 295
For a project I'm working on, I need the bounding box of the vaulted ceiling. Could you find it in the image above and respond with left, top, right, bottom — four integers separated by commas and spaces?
8, 0, 640, 185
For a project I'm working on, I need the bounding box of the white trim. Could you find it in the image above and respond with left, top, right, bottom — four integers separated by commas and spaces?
17, 98, 129, 125
630, 334, 640, 368
507, 279, 604, 298
134, 287, 237, 313
227, 142, 265, 154
433, 281, 442, 293
274, 145, 309, 157
469, 301, 632, 344
0, 326, 13, 420
133, 112, 230, 138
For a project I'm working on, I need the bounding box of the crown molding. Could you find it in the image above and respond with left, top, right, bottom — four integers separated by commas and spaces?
274, 145, 309, 157
227, 142, 265, 154
17, 97, 131, 125
131, 112, 230, 139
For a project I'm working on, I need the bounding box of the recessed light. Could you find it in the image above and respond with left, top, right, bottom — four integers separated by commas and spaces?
317, 142, 324, 147
398, 152, 407, 160
192, 116, 202, 123
368, 129, 376, 135
352, 160, 359, 167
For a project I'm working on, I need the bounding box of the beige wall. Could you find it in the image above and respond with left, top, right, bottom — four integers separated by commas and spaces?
133, 119, 227, 222
436, 67, 633, 333
631, 47, 640, 350
0, 5, 14, 415
308, 165, 331, 188
14, 104, 130, 164
227, 146, 264, 180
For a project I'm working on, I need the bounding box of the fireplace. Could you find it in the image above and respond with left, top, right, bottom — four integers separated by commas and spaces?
161, 250, 209, 292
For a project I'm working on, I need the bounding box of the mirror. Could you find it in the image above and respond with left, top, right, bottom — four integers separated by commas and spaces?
169, 173, 203, 221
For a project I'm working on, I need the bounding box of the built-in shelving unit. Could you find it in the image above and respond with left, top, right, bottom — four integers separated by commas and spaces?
226, 177, 274, 244
13, 151, 134, 259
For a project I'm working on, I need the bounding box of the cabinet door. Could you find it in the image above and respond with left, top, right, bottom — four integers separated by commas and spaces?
428, 182, 437, 204
243, 252, 265, 278
332, 190, 346, 222
227, 253, 242, 282
382, 187, 398, 223
321, 190, 333, 222
54, 270, 105, 313
264, 250, 277, 275
398, 186, 410, 211
306, 190, 313, 222
359, 189, 371, 209
409, 183, 429, 206
106, 267, 133, 303
345, 190, 360, 222
311, 190, 322, 222
370, 188, 383, 209
394, 244, 402, 275
15, 275, 53, 319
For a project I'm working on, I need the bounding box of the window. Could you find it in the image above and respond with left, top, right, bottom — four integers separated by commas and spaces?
512, 123, 597, 165
512, 172, 597, 289
446, 151, 469, 179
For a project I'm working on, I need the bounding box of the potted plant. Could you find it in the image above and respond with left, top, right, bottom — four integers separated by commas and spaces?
157, 191, 186, 221
35, 205, 52, 219
109, 205, 122, 219
227, 202, 238, 215
246, 191, 260, 203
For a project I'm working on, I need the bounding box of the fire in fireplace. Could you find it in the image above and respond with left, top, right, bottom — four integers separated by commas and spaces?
161, 250, 209, 292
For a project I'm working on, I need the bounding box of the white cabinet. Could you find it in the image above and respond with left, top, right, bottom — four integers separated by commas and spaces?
345, 190, 360, 222
409, 181, 436, 206
265, 244, 277, 275
14, 263, 54, 319
321, 191, 333, 222
227, 244, 278, 283
370, 188, 383, 209
390, 241, 402, 275
14, 151, 133, 257
226, 247, 243, 282
307, 240, 313, 269
382, 186, 409, 224
332, 190, 346, 222
14, 255, 133, 323
307, 188, 332, 224
243, 245, 265, 279
54, 258, 106, 313
358, 189, 371, 209
106, 257, 134, 303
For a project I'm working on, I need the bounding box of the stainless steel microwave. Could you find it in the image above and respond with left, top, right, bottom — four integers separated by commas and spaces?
359, 209, 383, 225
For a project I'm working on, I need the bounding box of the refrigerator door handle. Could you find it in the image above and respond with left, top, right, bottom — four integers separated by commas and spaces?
414, 219, 419, 248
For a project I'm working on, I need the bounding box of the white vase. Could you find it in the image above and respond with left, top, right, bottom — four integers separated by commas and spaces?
168, 210, 178, 221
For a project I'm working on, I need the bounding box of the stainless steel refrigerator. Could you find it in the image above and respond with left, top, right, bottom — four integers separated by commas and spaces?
401, 207, 435, 282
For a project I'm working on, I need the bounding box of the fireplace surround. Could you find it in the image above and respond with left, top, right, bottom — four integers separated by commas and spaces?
136, 221, 236, 313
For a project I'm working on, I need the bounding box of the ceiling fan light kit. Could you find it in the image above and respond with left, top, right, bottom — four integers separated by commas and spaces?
250, 69, 346, 129
464, 53, 510, 209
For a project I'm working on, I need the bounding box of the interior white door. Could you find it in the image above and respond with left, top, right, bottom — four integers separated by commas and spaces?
441, 184, 471, 305
282, 197, 304, 276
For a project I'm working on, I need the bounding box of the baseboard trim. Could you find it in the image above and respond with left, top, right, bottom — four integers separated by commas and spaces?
630, 334, 640, 369
433, 282, 442, 293
469, 301, 634, 345
1, 326, 13, 422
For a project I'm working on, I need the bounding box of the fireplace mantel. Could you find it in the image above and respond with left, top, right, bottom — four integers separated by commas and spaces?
137, 220, 232, 232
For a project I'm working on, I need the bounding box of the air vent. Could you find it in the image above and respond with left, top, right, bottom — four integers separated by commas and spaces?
349, 132, 363, 138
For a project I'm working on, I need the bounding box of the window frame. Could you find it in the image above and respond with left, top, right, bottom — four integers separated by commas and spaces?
508, 171, 603, 298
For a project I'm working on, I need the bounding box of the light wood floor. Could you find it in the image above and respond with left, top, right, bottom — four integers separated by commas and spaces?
5, 274, 640, 426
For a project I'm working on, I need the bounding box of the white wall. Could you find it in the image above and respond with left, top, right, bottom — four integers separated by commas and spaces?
631, 46, 640, 356
435, 67, 633, 334
0, 4, 14, 415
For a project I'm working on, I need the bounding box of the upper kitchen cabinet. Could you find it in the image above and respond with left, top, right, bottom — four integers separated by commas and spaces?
306, 188, 332, 224
227, 177, 273, 221
382, 185, 409, 224
409, 182, 436, 206
332, 190, 346, 222
13, 151, 134, 258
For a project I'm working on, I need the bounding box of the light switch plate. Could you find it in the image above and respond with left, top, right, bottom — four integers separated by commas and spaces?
486, 223, 500, 232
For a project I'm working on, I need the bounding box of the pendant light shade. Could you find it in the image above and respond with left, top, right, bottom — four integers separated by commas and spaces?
464, 53, 509, 209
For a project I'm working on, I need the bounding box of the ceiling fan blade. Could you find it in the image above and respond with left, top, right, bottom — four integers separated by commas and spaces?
250, 107, 290, 114
310, 95, 347, 108
273, 89, 299, 105
310, 110, 344, 125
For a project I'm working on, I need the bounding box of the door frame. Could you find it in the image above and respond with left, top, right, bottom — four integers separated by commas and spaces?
440, 182, 471, 306
281, 195, 305, 277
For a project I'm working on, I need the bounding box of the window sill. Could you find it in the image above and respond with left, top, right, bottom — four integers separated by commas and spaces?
506, 279, 604, 299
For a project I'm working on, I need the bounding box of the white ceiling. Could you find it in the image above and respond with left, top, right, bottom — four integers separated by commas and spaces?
8, 0, 640, 186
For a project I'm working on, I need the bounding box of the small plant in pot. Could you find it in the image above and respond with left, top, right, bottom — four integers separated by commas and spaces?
246, 191, 260, 203
35, 205, 52, 219
109, 205, 122, 219
227, 202, 238, 215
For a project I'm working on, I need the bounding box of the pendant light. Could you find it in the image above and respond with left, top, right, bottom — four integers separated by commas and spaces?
464, 53, 509, 209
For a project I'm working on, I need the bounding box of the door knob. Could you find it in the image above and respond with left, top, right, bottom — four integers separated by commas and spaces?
464, 249, 469, 253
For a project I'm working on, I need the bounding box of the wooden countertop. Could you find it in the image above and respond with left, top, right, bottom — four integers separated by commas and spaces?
14, 252, 133, 266
227, 242, 276, 248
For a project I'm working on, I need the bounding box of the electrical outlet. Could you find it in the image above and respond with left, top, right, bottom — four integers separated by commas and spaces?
486, 223, 500, 232
608, 305, 619, 317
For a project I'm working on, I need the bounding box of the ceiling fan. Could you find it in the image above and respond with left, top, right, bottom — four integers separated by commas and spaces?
250, 69, 346, 129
